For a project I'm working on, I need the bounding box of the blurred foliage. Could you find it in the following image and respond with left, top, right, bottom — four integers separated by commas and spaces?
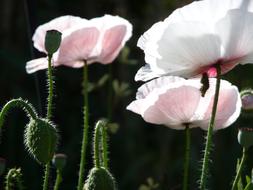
1, 0, 253, 190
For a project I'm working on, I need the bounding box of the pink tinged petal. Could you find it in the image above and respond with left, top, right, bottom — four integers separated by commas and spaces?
32, 15, 86, 53
97, 25, 127, 63
57, 27, 99, 67
127, 76, 203, 130
200, 79, 241, 130
136, 21, 222, 81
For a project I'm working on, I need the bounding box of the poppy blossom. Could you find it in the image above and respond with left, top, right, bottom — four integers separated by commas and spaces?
127, 76, 241, 130
26, 15, 132, 73
135, 0, 253, 81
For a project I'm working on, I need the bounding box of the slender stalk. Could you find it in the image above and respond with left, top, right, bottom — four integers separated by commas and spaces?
183, 124, 191, 190
42, 54, 54, 190
46, 54, 53, 120
199, 64, 221, 190
42, 164, 50, 190
53, 170, 62, 190
232, 148, 247, 190
94, 122, 101, 168
101, 125, 108, 169
77, 60, 89, 190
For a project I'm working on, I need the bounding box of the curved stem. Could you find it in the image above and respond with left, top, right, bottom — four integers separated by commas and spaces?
0, 98, 38, 131
232, 148, 247, 190
183, 124, 191, 190
42, 163, 50, 190
53, 170, 62, 190
77, 60, 89, 190
101, 125, 108, 169
94, 120, 108, 169
46, 54, 53, 120
94, 121, 101, 168
200, 64, 221, 190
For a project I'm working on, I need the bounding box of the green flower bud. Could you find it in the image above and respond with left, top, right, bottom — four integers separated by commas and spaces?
0, 157, 6, 176
52, 153, 67, 171
238, 128, 253, 149
45, 30, 62, 55
84, 167, 116, 190
24, 118, 58, 165
241, 89, 253, 111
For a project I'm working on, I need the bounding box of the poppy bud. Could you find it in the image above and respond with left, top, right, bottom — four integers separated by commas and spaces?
0, 157, 6, 176
241, 89, 253, 111
45, 30, 62, 55
52, 153, 67, 171
24, 118, 58, 165
84, 167, 116, 190
238, 127, 253, 149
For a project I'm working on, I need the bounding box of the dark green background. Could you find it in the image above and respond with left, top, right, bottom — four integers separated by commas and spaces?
1, 0, 253, 189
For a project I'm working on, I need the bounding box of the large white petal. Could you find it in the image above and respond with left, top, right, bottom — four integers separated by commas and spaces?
215, 10, 253, 63
166, 0, 253, 24
136, 21, 221, 81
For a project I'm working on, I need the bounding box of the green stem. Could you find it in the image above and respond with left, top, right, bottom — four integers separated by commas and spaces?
42, 54, 54, 190
46, 54, 53, 120
94, 122, 101, 168
101, 125, 108, 169
0, 98, 38, 131
77, 60, 89, 190
53, 170, 62, 190
232, 148, 247, 190
42, 164, 50, 190
200, 64, 221, 190
183, 124, 191, 190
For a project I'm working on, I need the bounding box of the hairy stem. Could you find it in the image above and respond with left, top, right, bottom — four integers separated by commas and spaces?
46, 54, 53, 120
0, 98, 38, 131
42, 164, 50, 190
94, 121, 101, 168
232, 148, 247, 190
200, 64, 221, 190
101, 125, 108, 169
183, 124, 191, 190
77, 60, 89, 190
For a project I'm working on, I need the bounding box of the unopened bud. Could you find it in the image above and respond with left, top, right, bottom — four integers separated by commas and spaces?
45, 30, 62, 55
24, 118, 58, 165
0, 157, 6, 176
84, 167, 116, 190
52, 154, 67, 171
241, 89, 253, 110
238, 128, 253, 149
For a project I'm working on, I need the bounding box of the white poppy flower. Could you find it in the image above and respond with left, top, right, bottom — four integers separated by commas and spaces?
136, 0, 253, 81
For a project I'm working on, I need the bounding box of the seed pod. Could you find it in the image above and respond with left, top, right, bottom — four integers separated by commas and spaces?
84, 167, 116, 190
24, 118, 58, 165
45, 30, 62, 55
241, 89, 253, 111
52, 153, 67, 171
238, 128, 253, 149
